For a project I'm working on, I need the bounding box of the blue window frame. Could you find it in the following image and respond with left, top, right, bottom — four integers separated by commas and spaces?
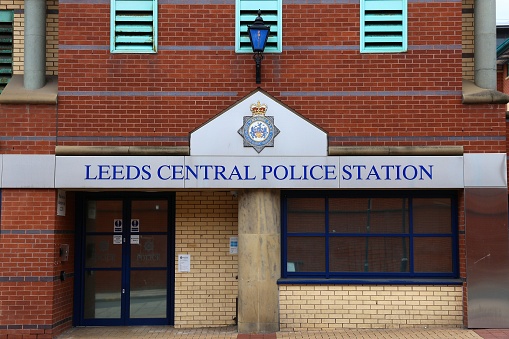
110, 0, 158, 53
235, 0, 282, 53
282, 191, 459, 280
360, 0, 407, 53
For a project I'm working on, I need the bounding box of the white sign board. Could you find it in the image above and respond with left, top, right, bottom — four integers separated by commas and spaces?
54, 155, 465, 189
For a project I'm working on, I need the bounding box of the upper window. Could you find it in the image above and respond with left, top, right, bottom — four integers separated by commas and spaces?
360, 0, 407, 53
282, 191, 458, 280
110, 0, 158, 53
0, 10, 13, 93
235, 0, 282, 53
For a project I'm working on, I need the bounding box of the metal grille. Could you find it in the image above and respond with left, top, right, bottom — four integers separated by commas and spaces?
112, 0, 156, 52
361, 0, 407, 53
0, 11, 13, 93
237, 0, 281, 53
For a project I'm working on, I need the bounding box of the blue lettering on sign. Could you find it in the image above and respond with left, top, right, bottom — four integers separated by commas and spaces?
85, 165, 151, 180
83, 163, 432, 183
342, 164, 433, 181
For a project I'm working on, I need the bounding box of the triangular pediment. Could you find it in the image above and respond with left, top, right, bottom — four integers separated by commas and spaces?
190, 89, 327, 156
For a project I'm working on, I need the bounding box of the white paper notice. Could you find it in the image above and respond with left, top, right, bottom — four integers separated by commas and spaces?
130, 235, 140, 244
113, 235, 122, 245
230, 237, 238, 254
178, 254, 191, 272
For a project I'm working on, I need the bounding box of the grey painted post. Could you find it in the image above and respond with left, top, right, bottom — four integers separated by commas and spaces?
474, 0, 496, 90
24, 0, 46, 90
237, 189, 280, 333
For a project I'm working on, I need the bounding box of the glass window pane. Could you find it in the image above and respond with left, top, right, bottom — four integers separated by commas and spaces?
287, 198, 325, 233
287, 237, 325, 272
369, 198, 409, 234
329, 198, 408, 234
85, 235, 122, 268
131, 200, 168, 233
84, 270, 121, 319
130, 270, 167, 318
329, 198, 369, 233
414, 237, 452, 272
329, 237, 409, 273
131, 235, 167, 268
413, 198, 451, 234
86, 200, 122, 233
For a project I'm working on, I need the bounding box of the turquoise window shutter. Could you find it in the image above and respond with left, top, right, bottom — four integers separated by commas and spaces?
360, 0, 407, 53
111, 0, 157, 53
236, 0, 282, 53
0, 10, 13, 93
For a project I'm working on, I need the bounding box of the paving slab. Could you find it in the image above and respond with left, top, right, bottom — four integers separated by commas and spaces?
56, 326, 509, 339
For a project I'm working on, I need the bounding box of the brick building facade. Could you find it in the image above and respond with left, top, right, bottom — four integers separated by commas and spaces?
0, 0, 508, 338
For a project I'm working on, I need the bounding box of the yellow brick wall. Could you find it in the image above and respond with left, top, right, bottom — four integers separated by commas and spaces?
462, 0, 474, 80
0, 0, 58, 75
279, 285, 463, 330
174, 191, 239, 328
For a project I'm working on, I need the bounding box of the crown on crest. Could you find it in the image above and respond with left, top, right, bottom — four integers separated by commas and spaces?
250, 101, 268, 116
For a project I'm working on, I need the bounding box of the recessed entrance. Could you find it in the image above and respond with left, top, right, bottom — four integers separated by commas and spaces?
74, 193, 175, 326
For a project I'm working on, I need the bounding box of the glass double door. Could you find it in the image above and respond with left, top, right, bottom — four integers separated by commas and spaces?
78, 194, 174, 326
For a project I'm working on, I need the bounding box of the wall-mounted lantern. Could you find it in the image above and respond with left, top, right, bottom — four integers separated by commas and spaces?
248, 10, 270, 84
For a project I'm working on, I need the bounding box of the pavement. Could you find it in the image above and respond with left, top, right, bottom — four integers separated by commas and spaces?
55, 326, 509, 339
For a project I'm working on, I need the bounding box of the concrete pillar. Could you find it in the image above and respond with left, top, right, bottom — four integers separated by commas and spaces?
24, 0, 46, 90
474, 0, 496, 90
237, 189, 280, 333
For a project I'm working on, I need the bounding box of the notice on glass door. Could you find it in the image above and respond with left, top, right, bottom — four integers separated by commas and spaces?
178, 254, 191, 272
130, 235, 140, 245
113, 235, 122, 245
114, 219, 122, 233
131, 219, 140, 232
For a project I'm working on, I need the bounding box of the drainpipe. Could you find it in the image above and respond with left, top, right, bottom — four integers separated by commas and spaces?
474, 0, 496, 90
24, 0, 46, 90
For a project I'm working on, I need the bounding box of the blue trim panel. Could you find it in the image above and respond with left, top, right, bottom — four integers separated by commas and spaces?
281, 90, 461, 96
0, 229, 74, 235
59, 91, 238, 97
0, 317, 72, 330
59, 0, 460, 3
0, 136, 501, 143
278, 278, 464, 285
329, 136, 505, 142
0, 274, 74, 282
59, 44, 460, 51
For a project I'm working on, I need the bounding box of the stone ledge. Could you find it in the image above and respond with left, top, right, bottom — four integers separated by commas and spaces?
462, 79, 509, 104
329, 146, 464, 156
0, 75, 57, 104
55, 145, 190, 156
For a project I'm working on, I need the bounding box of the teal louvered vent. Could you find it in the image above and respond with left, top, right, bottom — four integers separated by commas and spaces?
236, 0, 282, 53
360, 0, 407, 53
111, 0, 157, 53
0, 10, 13, 94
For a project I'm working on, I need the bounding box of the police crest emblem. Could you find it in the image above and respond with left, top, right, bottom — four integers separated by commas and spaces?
238, 101, 280, 153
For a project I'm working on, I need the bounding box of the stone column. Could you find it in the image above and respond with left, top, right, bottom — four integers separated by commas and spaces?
474, 0, 496, 90
24, 0, 46, 89
237, 189, 280, 333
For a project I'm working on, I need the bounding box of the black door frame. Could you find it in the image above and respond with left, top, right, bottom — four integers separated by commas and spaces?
73, 192, 175, 326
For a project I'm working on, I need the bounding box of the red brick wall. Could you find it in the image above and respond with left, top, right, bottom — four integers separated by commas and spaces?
0, 105, 56, 154
0, 190, 74, 338
56, 1, 506, 153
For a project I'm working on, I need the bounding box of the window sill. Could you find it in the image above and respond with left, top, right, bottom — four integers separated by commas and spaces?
0, 75, 57, 104
277, 278, 464, 285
